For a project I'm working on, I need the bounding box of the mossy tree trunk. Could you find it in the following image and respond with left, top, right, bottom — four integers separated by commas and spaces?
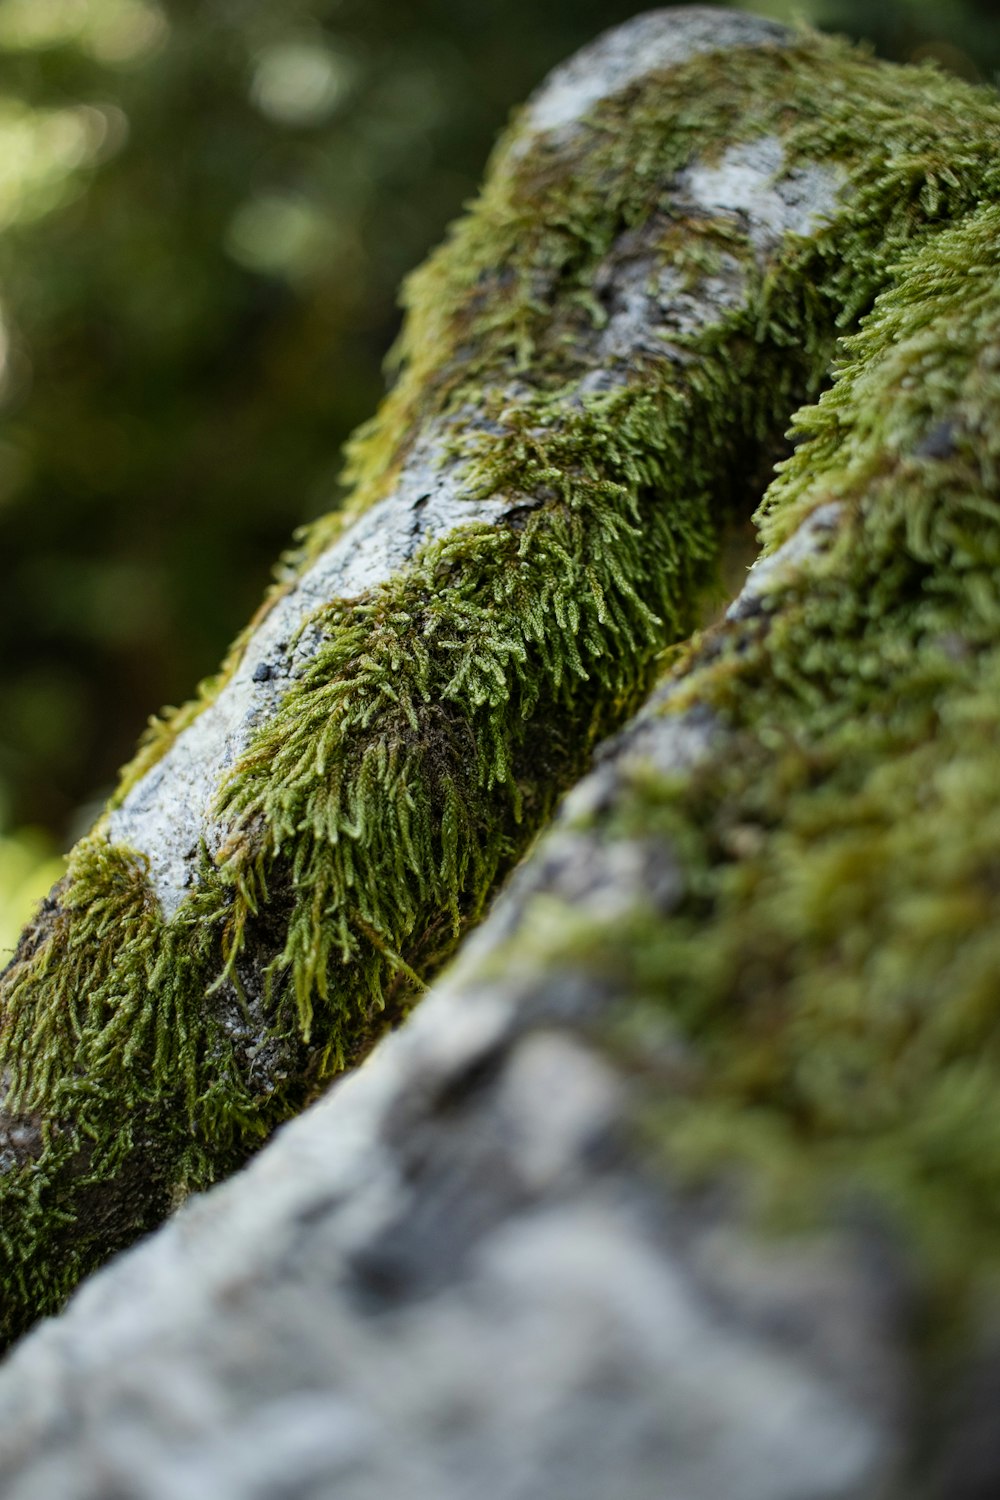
3, 4, 1000, 1356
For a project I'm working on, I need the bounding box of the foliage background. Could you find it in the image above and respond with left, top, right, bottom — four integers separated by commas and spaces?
1, 0, 997, 953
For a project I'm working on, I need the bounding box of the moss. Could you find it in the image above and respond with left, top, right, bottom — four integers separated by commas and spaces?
517, 202, 1000, 1336
6, 28, 1000, 1341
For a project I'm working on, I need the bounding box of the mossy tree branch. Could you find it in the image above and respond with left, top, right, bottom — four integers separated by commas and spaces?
4, 5, 1000, 1348
2, 290, 999, 1489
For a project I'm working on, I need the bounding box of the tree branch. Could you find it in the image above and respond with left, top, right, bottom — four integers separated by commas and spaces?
3, 3, 1000, 1369
2, 404, 997, 1489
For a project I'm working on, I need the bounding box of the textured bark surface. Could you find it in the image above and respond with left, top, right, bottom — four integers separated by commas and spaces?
2, 10, 1000, 1451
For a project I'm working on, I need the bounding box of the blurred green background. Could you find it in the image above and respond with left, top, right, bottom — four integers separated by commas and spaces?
1, 0, 998, 957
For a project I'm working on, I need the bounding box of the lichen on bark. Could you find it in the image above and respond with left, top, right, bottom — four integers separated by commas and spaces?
3, 6, 1000, 1349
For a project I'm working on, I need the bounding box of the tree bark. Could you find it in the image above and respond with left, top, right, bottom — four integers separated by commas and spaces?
3, 1, 1000, 1374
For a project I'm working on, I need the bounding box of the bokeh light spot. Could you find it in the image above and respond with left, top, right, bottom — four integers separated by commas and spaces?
250, 39, 358, 128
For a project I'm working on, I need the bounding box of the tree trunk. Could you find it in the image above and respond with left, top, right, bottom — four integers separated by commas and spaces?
2, 7, 1000, 1415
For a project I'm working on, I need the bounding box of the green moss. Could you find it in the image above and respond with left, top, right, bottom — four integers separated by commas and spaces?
6, 29, 1000, 1342
523, 202, 1000, 1332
